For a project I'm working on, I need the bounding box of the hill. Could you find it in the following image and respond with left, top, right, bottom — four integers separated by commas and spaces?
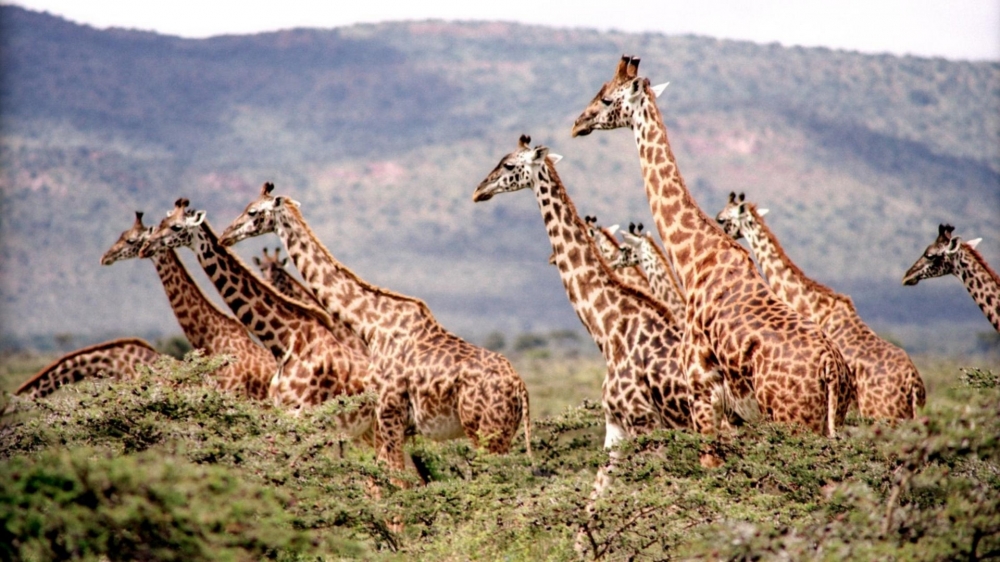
1, 6, 998, 353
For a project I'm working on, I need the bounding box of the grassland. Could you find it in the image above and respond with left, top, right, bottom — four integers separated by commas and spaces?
1, 344, 997, 560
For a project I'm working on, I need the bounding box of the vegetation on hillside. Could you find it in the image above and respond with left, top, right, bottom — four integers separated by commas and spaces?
1, 6, 998, 351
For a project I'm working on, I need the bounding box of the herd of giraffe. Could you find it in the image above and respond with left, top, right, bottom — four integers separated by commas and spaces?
12, 55, 1000, 519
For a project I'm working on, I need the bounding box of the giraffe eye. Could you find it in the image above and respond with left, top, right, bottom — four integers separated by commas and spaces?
247, 208, 257, 216
503, 163, 515, 171
601, 97, 612, 106
170, 224, 183, 232
126, 238, 137, 244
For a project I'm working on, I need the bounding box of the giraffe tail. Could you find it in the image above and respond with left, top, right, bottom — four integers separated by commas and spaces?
519, 382, 533, 458
911, 377, 927, 417
825, 362, 838, 438
14, 338, 160, 399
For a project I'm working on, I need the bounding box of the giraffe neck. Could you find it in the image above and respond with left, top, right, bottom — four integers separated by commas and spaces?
151, 249, 242, 351
638, 238, 686, 320
190, 222, 332, 359
15, 338, 160, 398
264, 265, 323, 308
532, 160, 643, 352
955, 246, 1000, 331
740, 206, 835, 321
631, 87, 744, 292
274, 205, 432, 346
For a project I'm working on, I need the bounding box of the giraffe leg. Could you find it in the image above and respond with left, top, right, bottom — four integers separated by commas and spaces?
574, 417, 628, 557
682, 331, 728, 468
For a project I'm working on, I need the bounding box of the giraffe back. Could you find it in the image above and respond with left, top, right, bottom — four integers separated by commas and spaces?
15, 338, 161, 399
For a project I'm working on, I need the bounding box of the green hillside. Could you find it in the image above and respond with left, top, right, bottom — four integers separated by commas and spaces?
1, 6, 998, 353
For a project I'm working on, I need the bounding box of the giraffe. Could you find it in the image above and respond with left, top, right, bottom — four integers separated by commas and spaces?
716, 193, 926, 419
218, 183, 531, 482
617, 222, 688, 324
904, 224, 999, 332
582, 216, 651, 293
15, 338, 162, 399
572, 56, 853, 454
101, 211, 277, 399
473, 136, 689, 530
254, 247, 323, 308
138, 199, 374, 442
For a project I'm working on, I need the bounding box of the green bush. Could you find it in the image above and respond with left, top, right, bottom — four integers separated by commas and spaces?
0, 449, 310, 561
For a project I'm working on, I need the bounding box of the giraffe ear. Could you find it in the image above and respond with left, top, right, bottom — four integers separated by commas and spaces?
190, 210, 207, 226
966, 238, 982, 250
252, 256, 262, 266
280, 257, 289, 266
946, 237, 962, 253
607, 224, 620, 236
548, 153, 563, 165
758, 208, 769, 217
532, 146, 549, 162
651, 82, 669, 97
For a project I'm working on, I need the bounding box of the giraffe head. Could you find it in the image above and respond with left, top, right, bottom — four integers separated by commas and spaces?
101, 211, 154, 265
139, 198, 206, 257
615, 222, 648, 268
714, 192, 768, 240
219, 182, 296, 246
472, 135, 562, 202
253, 247, 289, 279
571, 55, 667, 137
584, 215, 634, 267
902, 224, 982, 285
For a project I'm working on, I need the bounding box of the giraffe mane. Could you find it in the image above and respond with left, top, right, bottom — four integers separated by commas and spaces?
747, 204, 842, 301
544, 158, 679, 324
199, 223, 342, 333
15, 337, 158, 395
965, 240, 1000, 286
282, 203, 437, 319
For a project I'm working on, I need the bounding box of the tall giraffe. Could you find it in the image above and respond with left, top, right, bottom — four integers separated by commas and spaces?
254, 247, 323, 308
572, 56, 853, 449
616, 222, 688, 324
218, 183, 531, 480
582, 216, 651, 292
15, 338, 161, 399
716, 193, 926, 419
101, 211, 277, 399
904, 224, 999, 332
473, 136, 689, 517
139, 199, 374, 440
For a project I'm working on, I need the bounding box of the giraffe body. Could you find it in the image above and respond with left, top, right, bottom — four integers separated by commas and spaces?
101, 211, 276, 399
904, 224, 1000, 332
140, 200, 374, 439
474, 137, 689, 436
474, 136, 688, 514
572, 56, 853, 440
717, 194, 925, 419
15, 338, 161, 399
219, 184, 531, 479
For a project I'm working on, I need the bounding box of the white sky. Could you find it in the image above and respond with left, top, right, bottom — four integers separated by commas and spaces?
4, 0, 1000, 61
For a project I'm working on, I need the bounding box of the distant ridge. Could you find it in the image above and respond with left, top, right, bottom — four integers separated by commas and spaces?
1, 5, 998, 353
